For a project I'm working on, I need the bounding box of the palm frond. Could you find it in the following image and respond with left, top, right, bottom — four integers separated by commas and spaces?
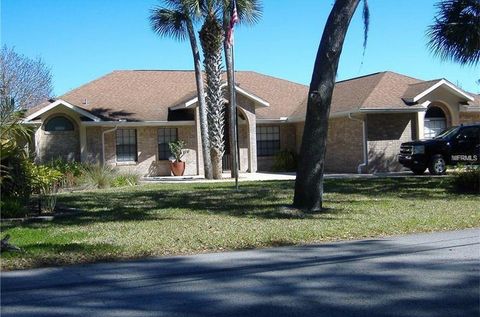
235, 0, 263, 25
150, 6, 188, 41
427, 0, 480, 66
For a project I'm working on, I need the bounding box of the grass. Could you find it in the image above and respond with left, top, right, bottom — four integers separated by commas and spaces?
1, 177, 479, 271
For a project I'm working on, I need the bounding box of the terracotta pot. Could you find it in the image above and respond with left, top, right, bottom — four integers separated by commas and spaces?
170, 161, 185, 176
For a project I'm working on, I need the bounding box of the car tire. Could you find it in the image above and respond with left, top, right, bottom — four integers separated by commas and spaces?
411, 167, 426, 175
428, 155, 447, 175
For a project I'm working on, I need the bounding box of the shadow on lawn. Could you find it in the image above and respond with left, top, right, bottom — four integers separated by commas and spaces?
1, 177, 464, 229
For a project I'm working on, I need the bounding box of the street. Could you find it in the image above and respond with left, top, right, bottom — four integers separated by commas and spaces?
2, 229, 479, 317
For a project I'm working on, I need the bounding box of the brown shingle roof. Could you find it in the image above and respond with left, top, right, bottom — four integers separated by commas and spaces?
30, 70, 309, 121
291, 71, 436, 120
27, 70, 478, 122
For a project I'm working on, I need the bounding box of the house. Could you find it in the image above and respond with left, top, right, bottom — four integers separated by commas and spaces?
25, 70, 480, 175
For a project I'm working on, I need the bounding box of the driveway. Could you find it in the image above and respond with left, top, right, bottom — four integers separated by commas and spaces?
2, 229, 479, 317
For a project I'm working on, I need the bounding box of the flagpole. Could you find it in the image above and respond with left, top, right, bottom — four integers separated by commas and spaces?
231, 46, 239, 190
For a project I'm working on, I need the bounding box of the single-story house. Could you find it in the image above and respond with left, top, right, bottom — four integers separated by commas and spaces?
25, 70, 480, 175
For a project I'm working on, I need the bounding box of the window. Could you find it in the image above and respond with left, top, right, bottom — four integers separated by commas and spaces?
116, 129, 137, 162
45, 116, 74, 132
158, 128, 178, 160
424, 106, 447, 139
458, 127, 480, 142
257, 126, 280, 156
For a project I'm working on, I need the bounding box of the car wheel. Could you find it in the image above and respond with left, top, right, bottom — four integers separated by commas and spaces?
428, 155, 446, 175
411, 167, 426, 175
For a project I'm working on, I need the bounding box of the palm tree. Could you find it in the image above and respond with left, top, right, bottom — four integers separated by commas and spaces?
221, 0, 262, 179
150, 0, 214, 179
199, 2, 225, 179
427, 0, 480, 66
293, 0, 369, 211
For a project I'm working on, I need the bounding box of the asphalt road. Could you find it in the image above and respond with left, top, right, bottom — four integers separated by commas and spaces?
2, 229, 479, 317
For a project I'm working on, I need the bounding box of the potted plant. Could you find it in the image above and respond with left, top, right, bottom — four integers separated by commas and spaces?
168, 140, 189, 176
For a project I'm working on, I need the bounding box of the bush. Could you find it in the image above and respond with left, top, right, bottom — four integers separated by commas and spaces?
29, 163, 63, 213
80, 164, 115, 189
46, 158, 83, 188
112, 172, 140, 187
0, 196, 27, 219
272, 149, 297, 172
452, 165, 480, 194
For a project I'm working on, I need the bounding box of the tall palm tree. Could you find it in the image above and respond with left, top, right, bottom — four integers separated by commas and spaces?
293, 0, 369, 211
427, 0, 480, 66
221, 0, 262, 179
150, 0, 214, 179
199, 3, 225, 179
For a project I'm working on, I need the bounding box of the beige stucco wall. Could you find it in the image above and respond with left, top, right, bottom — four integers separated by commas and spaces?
102, 125, 197, 177
366, 113, 416, 172
417, 88, 462, 126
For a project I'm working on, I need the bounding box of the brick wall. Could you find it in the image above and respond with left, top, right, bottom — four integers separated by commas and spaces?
459, 112, 480, 124
103, 125, 198, 177
324, 117, 364, 173
36, 115, 80, 162
366, 113, 415, 172
257, 124, 296, 171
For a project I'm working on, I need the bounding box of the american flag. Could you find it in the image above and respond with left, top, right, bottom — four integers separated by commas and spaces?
226, 0, 239, 46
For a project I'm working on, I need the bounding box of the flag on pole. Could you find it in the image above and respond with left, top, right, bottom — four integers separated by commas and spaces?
226, 0, 239, 46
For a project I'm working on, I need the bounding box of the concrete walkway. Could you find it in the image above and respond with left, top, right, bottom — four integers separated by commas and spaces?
2, 229, 478, 317
141, 171, 436, 183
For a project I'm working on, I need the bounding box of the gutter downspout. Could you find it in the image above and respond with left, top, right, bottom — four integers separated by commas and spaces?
348, 113, 368, 174
102, 126, 118, 166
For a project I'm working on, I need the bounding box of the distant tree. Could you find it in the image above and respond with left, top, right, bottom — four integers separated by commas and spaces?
427, 0, 480, 66
293, 0, 369, 211
0, 46, 53, 110
150, 0, 214, 179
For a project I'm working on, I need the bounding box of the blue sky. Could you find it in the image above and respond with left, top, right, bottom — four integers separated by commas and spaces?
2, 0, 479, 96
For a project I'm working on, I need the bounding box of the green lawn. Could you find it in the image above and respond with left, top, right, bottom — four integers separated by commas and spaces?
1, 177, 479, 271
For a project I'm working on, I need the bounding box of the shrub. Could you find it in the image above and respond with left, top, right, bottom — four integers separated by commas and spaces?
168, 140, 189, 162
29, 163, 63, 213
0, 196, 27, 219
80, 164, 115, 189
112, 172, 140, 187
272, 149, 297, 172
46, 158, 83, 188
452, 165, 480, 194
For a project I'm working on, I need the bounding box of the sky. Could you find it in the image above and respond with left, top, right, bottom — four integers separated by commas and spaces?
2, 0, 479, 97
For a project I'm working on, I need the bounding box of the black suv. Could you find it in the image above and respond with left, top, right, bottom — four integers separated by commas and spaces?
399, 123, 480, 175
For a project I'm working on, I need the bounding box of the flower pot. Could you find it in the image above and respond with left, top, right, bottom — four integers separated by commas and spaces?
170, 161, 185, 176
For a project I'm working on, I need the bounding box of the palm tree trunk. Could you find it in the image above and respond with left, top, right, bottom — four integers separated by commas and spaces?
200, 16, 225, 179
293, 0, 360, 211
186, 20, 213, 179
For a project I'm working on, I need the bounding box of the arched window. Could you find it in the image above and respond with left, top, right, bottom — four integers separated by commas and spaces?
45, 116, 75, 132
424, 107, 446, 139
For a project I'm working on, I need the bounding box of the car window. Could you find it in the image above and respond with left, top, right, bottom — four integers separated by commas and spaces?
458, 127, 480, 141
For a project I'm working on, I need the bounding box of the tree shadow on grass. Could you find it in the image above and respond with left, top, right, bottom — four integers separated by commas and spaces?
2, 177, 470, 229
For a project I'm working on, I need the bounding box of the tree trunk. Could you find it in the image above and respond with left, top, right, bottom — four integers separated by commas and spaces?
200, 16, 225, 179
223, 10, 239, 180
186, 20, 213, 179
293, 0, 360, 211
211, 147, 223, 179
